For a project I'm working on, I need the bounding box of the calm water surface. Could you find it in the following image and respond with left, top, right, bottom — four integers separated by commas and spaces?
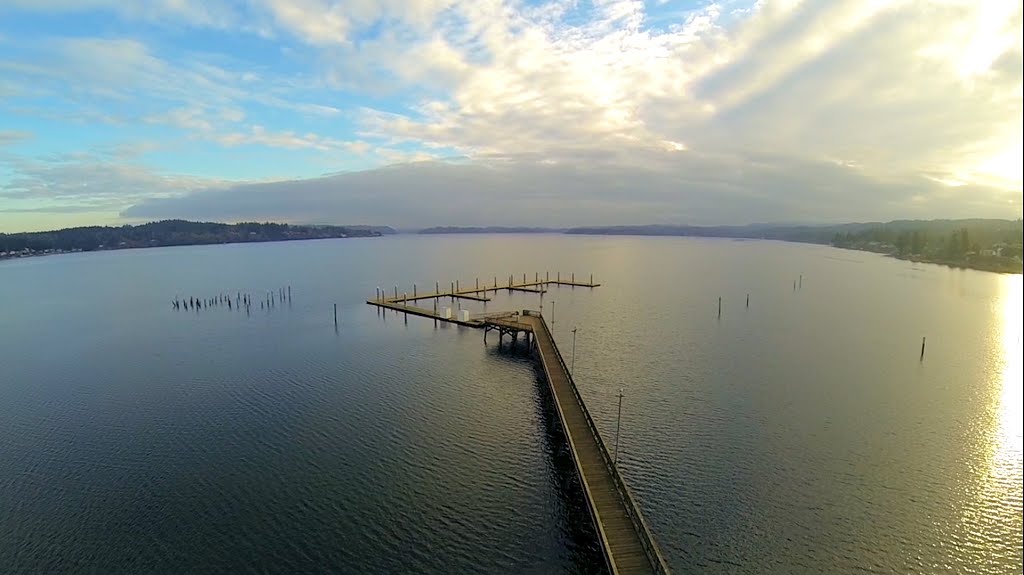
1, 235, 1020, 574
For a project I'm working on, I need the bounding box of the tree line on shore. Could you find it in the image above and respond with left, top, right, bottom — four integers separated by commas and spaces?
830, 219, 1022, 272
830, 220, 1021, 257
0, 219, 382, 255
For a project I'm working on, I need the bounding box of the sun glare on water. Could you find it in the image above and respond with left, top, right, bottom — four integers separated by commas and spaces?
972, 274, 1024, 556
991, 275, 1023, 480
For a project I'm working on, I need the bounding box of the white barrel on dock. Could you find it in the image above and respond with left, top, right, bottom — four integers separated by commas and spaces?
459, 309, 470, 322
443, 307, 453, 319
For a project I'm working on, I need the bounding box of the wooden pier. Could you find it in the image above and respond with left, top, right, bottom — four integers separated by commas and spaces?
365, 275, 670, 575
523, 311, 670, 574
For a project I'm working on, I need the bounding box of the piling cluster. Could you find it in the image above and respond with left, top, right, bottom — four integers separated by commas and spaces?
172, 286, 292, 316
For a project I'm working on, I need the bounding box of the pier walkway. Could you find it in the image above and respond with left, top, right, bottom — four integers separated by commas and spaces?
521, 312, 671, 575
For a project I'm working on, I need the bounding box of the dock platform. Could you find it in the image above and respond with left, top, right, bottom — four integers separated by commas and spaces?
373, 273, 600, 306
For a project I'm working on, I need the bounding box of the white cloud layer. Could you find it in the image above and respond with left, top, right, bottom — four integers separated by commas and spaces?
350, 0, 1023, 184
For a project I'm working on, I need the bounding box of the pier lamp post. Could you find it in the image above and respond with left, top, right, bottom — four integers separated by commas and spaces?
571, 327, 577, 375
551, 300, 555, 328
614, 389, 624, 466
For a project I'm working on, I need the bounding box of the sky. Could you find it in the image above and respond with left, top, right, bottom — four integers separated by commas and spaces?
0, 0, 1021, 232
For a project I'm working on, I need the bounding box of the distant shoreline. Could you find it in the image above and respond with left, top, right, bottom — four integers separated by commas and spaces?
4, 232, 1020, 274
0, 220, 392, 262
5, 219, 1021, 274
0, 235, 391, 263
886, 253, 1022, 274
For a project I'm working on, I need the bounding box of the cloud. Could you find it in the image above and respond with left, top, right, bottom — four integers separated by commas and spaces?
0, 0, 245, 30
145, 107, 217, 132
291, 103, 343, 117
123, 150, 1019, 227
214, 125, 368, 152
2, 0, 1022, 228
0, 131, 32, 146
2, 37, 363, 155
263, 0, 351, 45
353, 0, 1022, 192
671, 1, 1023, 181
0, 152, 224, 211
3, 36, 342, 125
2, 37, 248, 109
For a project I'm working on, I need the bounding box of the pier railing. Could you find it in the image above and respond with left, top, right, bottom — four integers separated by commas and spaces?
527, 310, 672, 575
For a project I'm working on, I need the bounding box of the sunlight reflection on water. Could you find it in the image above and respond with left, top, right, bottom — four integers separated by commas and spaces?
988, 274, 1022, 502
963, 275, 1023, 571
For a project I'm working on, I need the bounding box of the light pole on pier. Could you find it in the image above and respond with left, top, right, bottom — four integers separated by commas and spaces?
571, 327, 577, 375
614, 388, 624, 466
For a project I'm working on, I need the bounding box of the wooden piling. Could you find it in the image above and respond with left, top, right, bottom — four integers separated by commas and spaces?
476, 278, 479, 289
746, 294, 749, 308
535, 272, 538, 282
590, 273, 593, 285
413, 284, 417, 298
334, 304, 338, 327
920, 337, 926, 360
572, 272, 575, 283
557, 272, 560, 282
718, 296, 722, 318
546, 271, 549, 281
799, 275, 803, 289
394, 285, 399, 299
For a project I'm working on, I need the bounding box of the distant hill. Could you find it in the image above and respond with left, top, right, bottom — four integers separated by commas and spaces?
565, 223, 879, 242
567, 219, 1023, 273
326, 224, 396, 235
419, 226, 562, 234
566, 220, 1021, 242
0, 219, 383, 258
